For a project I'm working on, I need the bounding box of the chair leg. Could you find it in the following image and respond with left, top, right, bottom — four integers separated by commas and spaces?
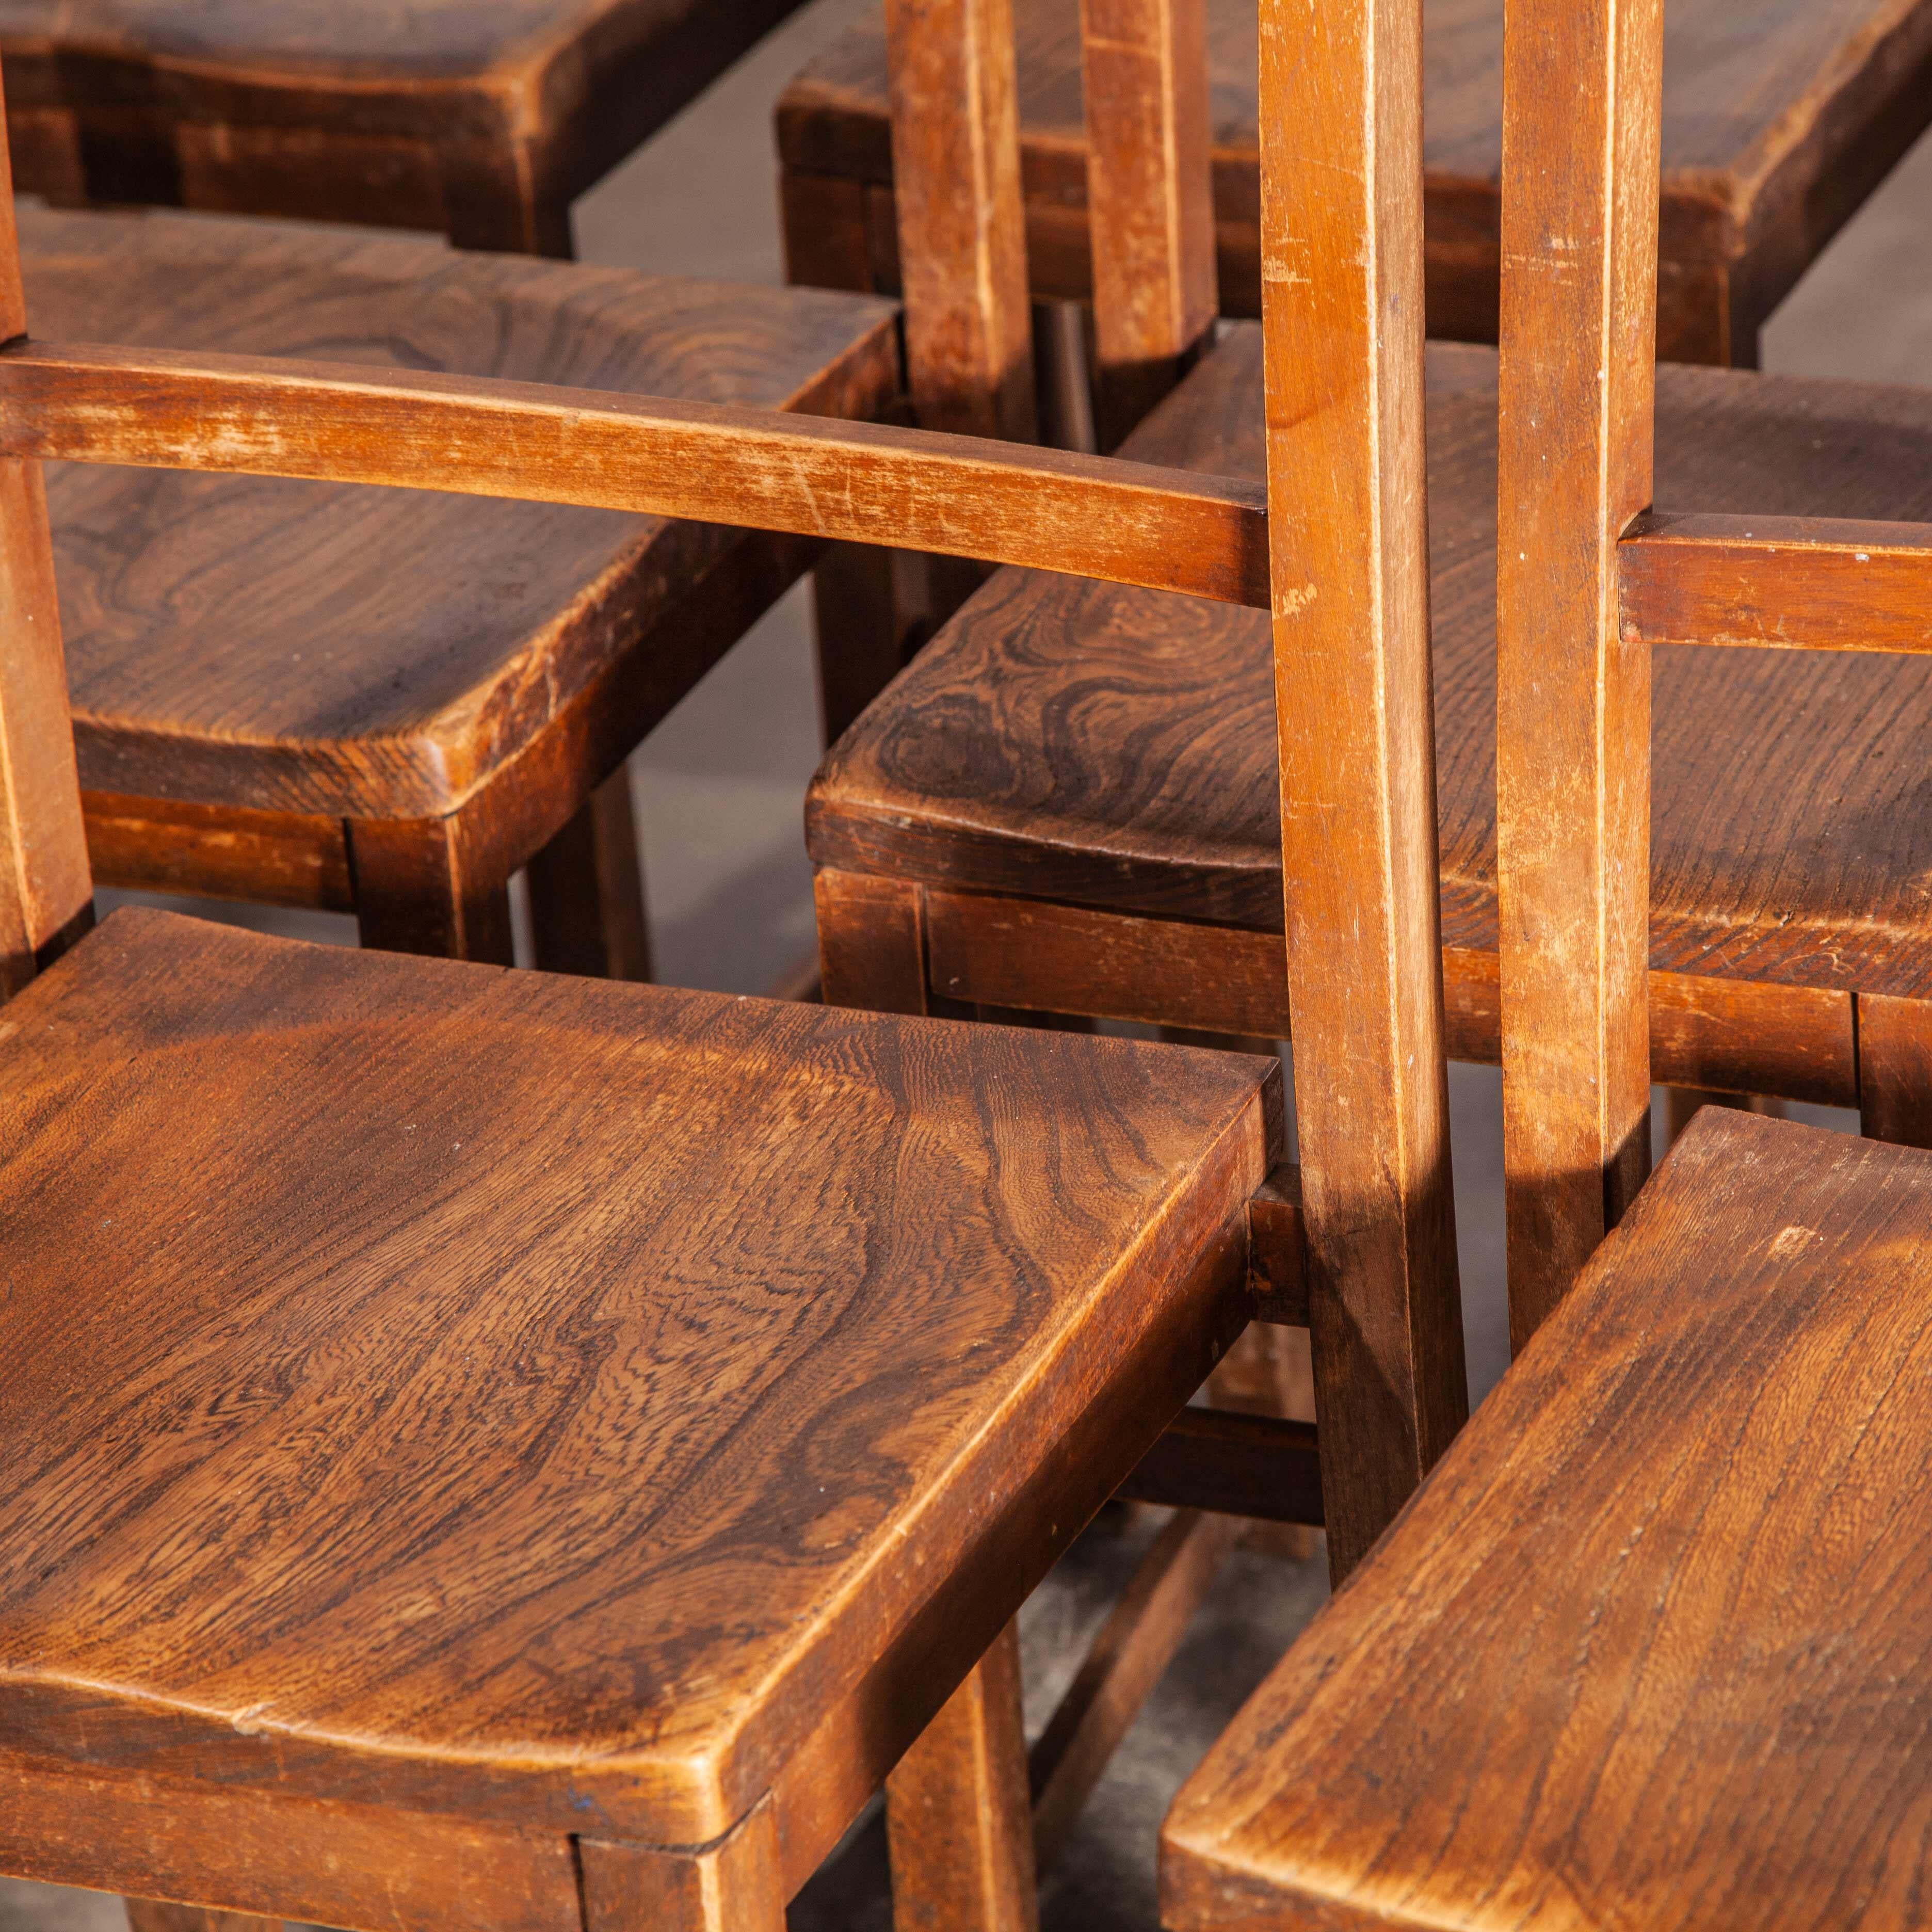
526, 768, 653, 980
578, 1802, 786, 1932
886, 1620, 1038, 1932
1664, 1087, 1785, 1147
814, 544, 908, 747
124, 1903, 281, 1932
815, 869, 931, 1015
348, 815, 516, 964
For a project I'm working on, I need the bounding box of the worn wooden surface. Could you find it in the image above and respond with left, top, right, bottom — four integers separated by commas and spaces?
1250, 0, 1463, 1579
582, 1807, 786, 1932
809, 329, 1932, 1105
0, 143, 88, 994
0, 0, 812, 251
0, 909, 1275, 1863
885, 0, 1036, 441
1163, 1108, 1932, 1930
778, 0, 1932, 364
1494, 0, 1660, 1339
1622, 511, 1932, 654
11, 208, 899, 821
1078, 0, 1217, 445
0, 335, 1270, 636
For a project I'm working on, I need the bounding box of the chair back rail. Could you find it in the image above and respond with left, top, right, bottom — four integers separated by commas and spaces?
1499, 0, 1932, 1343
0, 4, 1468, 1564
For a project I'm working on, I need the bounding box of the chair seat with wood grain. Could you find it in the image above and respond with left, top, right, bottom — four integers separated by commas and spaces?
0, 905, 1276, 1930
808, 327, 1932, 1142
778, 0, 1932, 370
22, 204, 898, 970
1163, 1106, 1932, 1932
0, 0, 811, 256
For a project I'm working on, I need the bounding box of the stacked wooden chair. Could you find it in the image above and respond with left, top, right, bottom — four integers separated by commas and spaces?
1, 0, 901, 982
0, 0, 1472, 1906
804, 0, 1932, 1160
0, 0, 810, 258
780, 0, 1932, 377
1162, 0, 1932, 1917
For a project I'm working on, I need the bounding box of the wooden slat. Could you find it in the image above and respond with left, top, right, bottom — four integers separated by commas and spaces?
0, 69, 91, 997
1495, 0, 1663, 1344
1257, 0, 1466, 1580
1079, 0, 1218, 446
1027, 1508, 1240, 1872
1119, 1408, 1324, 1525
1620, 512, 1932, 653
884, 0, 1036, 440
0, 342, 1267, 610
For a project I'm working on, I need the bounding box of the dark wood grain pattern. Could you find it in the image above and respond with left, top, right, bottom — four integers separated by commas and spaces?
808, 328, 1932, 1097
0, 909, 1277, 1855
1621, 512, 1932, 654
778, 0, 1932, 364
13, 207, 900, 820
1163, 1108, 1932, 1930
1494, 0, 1660, 1337
0, 0, 813, 252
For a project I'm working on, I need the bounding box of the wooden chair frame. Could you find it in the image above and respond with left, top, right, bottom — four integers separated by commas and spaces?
0, 0, 1420, 1913
1493, 0, 1932, 1340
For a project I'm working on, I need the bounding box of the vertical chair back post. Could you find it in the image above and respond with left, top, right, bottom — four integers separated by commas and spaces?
1078, 0, 1218, 449
1496, 0, 1663, 1342
0, 102, 88, 997
1259, 0, 1466, 1575
882, 0, 1036, 442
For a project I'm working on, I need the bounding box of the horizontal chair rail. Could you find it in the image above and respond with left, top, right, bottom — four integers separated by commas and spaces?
0, 339, 1271, 609
1121, 1409, 1324, 1526
1620, 512, 1932, 654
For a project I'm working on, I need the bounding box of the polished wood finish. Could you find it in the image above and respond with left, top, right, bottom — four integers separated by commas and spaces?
0, 338, 1268, 613
0, 0, 812, 254
1621, 512, 1932, 655
778, 0, 1932, 367
1255, 0, 1464, 1574
0, 911, 1277, 1898
1164, 1108, 1932, 1930
1079, 0, 1217, 444
885, 0, 1036, 441
809, 328, 1932, 1135
1494, 0, 1661, 1339
885, 1621, 1038, 1932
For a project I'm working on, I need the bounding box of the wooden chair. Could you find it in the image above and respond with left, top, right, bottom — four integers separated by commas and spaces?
1162, 0, 1932, 1915
0, 26, 1387, 1928
806, 0, 1932, 1201
780, 0, 1932, 375
24, 203, 898, 975
0, 0, 811, 258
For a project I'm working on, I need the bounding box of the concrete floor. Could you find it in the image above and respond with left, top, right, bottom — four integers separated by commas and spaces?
7, 2, 1929, 1926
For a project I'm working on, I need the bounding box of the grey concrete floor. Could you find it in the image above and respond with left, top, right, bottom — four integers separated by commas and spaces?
9, 5, 1930, 1928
